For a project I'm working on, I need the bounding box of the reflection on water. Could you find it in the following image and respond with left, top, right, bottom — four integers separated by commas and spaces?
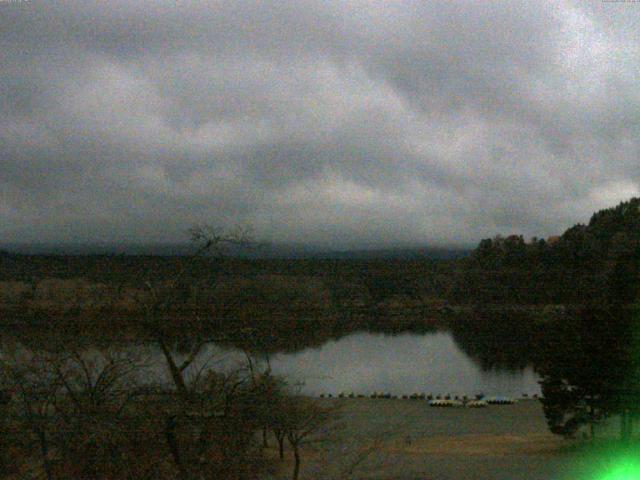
2, 327, 541, 398
184, 331, 540, 397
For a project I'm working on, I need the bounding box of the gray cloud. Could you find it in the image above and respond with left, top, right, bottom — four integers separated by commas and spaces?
1, 0, 639, 248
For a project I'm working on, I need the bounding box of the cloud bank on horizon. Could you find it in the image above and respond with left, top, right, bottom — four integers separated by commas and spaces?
1, 0, 639, 248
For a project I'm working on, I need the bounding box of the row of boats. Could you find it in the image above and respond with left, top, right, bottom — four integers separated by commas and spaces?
320, 392, 531, 406
428, 397, 514, 407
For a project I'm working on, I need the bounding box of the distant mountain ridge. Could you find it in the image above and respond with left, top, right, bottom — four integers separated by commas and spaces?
0, 241, 470, 260
4, 198, 638, 262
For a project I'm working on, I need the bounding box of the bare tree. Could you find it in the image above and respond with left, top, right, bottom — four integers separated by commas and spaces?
0, 350, 62, 480
112, 224, 269, 480
321, 428, 401, 480
152, 361, 278, 480
278, 397, 334, 480
187, 224, 254, 258
54, 348, 146, 415
133, 224, 255, 402
53, 348, 159, 479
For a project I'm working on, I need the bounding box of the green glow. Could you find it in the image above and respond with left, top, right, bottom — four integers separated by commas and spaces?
563, 443, 640, 480
599, 459, 640, 480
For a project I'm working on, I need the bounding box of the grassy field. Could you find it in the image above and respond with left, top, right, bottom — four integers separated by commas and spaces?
269, 399, 630, 480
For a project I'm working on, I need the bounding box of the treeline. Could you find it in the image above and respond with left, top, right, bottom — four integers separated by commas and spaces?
521, 199, 640, 440
535, 304, 640, 440
0, 254, 458, 306
454, 198, 640, 305
0, 253, 456, 353
4, 199, 640, 310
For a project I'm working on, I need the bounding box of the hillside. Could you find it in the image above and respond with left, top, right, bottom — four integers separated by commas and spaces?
455, 198, 640, 305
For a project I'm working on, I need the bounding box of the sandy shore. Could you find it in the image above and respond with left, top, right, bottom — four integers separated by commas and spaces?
268, 398, 613, 480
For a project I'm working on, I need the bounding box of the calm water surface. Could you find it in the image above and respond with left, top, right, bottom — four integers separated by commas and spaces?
183, 331, 540, 397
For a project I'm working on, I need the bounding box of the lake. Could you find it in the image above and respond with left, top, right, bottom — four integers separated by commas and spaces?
175, 331, 541, 397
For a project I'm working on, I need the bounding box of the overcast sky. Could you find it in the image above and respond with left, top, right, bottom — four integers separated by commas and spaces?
1, 0, 639, 248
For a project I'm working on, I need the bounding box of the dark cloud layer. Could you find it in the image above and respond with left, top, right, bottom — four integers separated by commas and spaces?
1, 0, 639, 248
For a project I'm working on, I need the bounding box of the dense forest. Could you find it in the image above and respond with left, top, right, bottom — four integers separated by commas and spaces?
455, 197, 640, 305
